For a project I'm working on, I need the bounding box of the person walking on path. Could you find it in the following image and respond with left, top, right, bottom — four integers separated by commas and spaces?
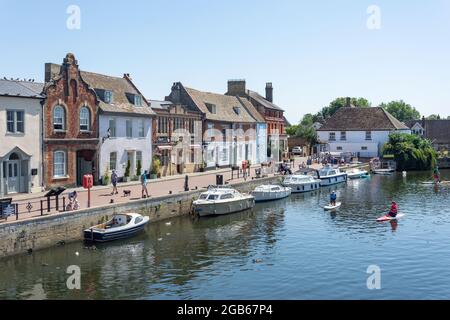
111, 170, 118, 195
141, 170, 149, 198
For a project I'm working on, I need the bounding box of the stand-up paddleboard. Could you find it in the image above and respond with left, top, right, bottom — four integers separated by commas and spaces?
421, 181, 450, 185
376, 213, 405, 222
324, 202, 341, 211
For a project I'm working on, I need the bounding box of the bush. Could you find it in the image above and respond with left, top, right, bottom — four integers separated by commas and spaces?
124, 159, 131, 177
136, 160, 142, 177
150, 157, 161, 175
382, 133, 437, 171
103, 170, 110, 185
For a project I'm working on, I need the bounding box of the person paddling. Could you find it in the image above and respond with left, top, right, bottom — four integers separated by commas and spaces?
387, 201, 398, 218
330, 191, 337, 206
433, 165, 441, 184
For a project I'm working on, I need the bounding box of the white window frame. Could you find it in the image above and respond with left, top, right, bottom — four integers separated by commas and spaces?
126, 119, 133, 138
53, 105, 65, 131
134, 95, 142, 107
138, 119, 145, 138
80, 107, 90, 132
365, 131, 372, 141
53, 151, 66, 178
109, 118, 116, 138
104, 90, 113, 104
340, 131, 346, 141
6, 110, 25, 134
329, 132, 336, 141
109, 152, 117, 170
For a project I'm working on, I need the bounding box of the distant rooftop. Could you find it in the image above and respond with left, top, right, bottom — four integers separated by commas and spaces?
0, 79, 44, 98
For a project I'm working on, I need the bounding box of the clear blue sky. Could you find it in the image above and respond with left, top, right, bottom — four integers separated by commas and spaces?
1, 0, 449, 123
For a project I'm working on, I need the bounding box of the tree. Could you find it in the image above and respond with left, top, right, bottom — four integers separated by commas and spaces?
380, 100, 420, 122
136, 160, 142, 177
382, 133, 437, 171
427, 114, 441, 120
286, 125, 299, 136
124, 159, 131, 177
317, 97, 371, 120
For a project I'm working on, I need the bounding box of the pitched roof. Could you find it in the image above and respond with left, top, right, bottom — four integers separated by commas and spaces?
317, 107, 409, 131
148, 99, 174, 110
0, 79, 44, 98
80, 71, 155, 117
183, 87, 259, 123
247, 89, 283, 111
405, 119, 450, 144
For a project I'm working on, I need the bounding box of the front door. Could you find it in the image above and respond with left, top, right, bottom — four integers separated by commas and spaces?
7, 161, 20, 194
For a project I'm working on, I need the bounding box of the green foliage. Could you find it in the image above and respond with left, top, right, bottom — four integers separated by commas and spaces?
103, 170, 110, 185
124, 159, 131, 177
150, 157, 161, 175
318, 97, 371, 120
380, 100, 420, 122
382, 133, 437, 171
286, 125, 298, 136
427, 114, 441, 120
136, 160, 142, 177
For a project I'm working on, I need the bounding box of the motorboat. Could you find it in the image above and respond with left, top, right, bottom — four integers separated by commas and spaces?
193, 186, 255, 217
372, 168, 395, 175
84, 213, 149, 242
346, 168, 369, 179
317, 166, 347, 186
251, 185, 292, 202
282, 174, 321, 193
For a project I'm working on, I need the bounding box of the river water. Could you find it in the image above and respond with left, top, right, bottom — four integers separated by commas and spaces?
1, 171, 450, 300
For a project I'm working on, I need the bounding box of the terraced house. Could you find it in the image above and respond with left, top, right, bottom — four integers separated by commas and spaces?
0, 79, 44, 197
43, 53, 154, 187
166, 82, 267, 169
225, 80, 288, 159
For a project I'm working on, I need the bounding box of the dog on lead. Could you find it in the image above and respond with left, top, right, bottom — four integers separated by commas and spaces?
123, 190, 131, 197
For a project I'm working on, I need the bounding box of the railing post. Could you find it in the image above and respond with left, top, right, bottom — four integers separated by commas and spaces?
62, 197, 66, 212
40, 200, 43, 216
56, 195, 59, 212
47, 197, 51, 213
15, 203, 19, 220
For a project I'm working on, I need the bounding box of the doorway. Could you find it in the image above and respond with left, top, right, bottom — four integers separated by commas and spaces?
77, 150, 95, 186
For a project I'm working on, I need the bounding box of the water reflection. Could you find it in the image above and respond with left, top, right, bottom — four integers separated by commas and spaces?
2, 170, 450, 299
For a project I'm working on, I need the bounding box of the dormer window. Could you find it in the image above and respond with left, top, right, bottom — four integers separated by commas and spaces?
233, 107, 241, 115
134, 95, 142, 107
104, 90, 113, 104
206, 103, 216, 114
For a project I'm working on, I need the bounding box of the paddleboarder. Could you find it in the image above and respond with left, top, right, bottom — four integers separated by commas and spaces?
387, 201, 398, 218
330, 191, 337, 206
433, 165, 441, 184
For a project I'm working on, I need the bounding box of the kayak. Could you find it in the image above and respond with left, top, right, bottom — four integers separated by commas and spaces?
324, 202, 341, 211
376, 213, 405, 222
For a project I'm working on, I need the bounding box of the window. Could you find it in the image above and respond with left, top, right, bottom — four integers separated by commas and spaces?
53, 105, 65, 130
126, 120, 132, 138
365, 131, 372, 141
134, 95, 142, 107
361, 146, 368, 151
80, 107, 90, 131
138, 119, 145, 138
340, 131, 346, 141
53, 151, 66, 177
104, 90, 113, 104
109, 152, 117, 170
329, 132, 336, 141
336, 146, 343, 151
158, 117, 168, 134
174, 118, 183, 131
206, 103, 216, 114
109, 119, 116, 137
6, 110, 24, 133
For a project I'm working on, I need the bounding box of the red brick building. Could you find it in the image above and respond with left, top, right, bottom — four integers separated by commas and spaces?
42, 53, 100, 188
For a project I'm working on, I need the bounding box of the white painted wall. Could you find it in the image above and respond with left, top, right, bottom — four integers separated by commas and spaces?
99, 114, 152, 179
317, 129, 411, 157
0, 96, 42, 196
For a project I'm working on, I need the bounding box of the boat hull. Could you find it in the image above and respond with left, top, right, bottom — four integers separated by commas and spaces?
252, 189, 291, 202
194, 197, 255, 217
84, 218, 149, 243
283, 182, 320, 193
319, 174, 347, 186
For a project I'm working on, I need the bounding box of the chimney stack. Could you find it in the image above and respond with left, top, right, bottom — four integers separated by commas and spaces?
45, 63, 61, 82
265, 82, 273, 102
345, 97, 352, 108
227, 79, 246, 97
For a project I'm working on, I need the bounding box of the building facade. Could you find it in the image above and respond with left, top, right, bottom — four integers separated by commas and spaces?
406, 118, 450, 152
0, 79, 44, 197
317, 99, 411, 158
225, 80, 287, 160
150, 100, 202, 176
166, 82, 267, 169
42, 54, 100, 188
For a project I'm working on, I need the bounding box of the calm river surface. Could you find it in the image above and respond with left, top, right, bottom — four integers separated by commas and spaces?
1, 171, 450, 300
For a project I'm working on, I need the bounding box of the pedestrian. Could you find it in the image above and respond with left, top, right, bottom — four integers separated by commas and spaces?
141, 170, 149, 198
111, 169, 118, 195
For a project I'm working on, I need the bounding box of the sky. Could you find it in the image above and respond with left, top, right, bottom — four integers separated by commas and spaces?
1, 0, 450, 124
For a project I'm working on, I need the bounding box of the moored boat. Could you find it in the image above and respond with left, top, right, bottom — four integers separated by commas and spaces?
282, 174, 321, 193
193, 186, 255, 217
372, 168, 395, 175
317, 166, 348, 186
346, 168, 369, 179
84, 213, 149, 243
251, 185, 292, 202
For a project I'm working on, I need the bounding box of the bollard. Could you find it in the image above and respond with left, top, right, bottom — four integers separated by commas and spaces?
47, 197, 51, 213
56, 195, 59, 212
62, 197, 66, 212
15, 203, 19, 220
184, 175, 189, 192
40, 200, 44, 216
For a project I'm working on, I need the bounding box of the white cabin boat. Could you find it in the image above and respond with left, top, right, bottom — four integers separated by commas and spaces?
84, 213, 149, 242
372, 168, 395, 175
346, 168, 369, 179
318, 166, 347, 186
282, 174, 321, 193
251, 185, 292, 202
193, 186, 255, 217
